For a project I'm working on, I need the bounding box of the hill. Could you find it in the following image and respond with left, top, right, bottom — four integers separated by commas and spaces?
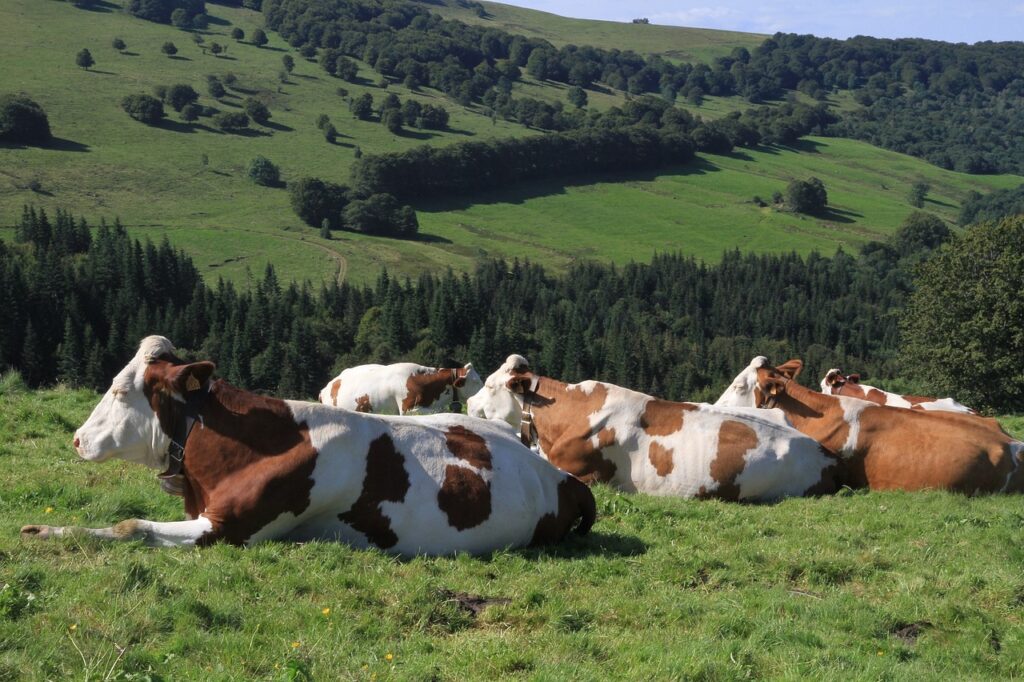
419, 0, 765, 63
0, 0, 1020, 286
1, 381, 1023, 679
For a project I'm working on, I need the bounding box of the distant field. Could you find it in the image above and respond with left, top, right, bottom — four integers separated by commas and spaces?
2, 380, 1024, 679
1, 0, 1020, 286
423, 0, 765, 62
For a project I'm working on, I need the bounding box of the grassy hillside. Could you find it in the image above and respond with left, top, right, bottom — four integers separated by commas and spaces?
2, 381, 1024, 679
0, 0, 1020, 286
422, 0, 765, 63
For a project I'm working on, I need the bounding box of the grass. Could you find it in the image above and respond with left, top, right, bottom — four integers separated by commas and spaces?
0, 0, 1020, 286
426, 0, 765, 63
3, 379, 1024, 679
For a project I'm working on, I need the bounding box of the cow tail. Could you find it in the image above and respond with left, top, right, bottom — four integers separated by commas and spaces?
567, 475, 596, 536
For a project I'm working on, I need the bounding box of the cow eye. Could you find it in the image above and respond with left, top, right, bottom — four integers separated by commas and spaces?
111, 388, 128, 400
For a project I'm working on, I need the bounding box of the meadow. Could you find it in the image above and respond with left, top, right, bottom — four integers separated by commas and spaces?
2, 375, 1023, 680
2, 0, 1021, 286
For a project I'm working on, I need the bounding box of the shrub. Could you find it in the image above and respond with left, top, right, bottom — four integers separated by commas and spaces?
212, 111, 249, 130
251, 29, 268, 47
128, 0, 205, 24
323, 123, 337, 143
248, 156, 281, 186
0, 95, 52, 144
180, 103, 201, 122
231, 27, 244, 41
165, 84, 199, 112
75, 48, 95, 70
342, 193, 418, 237
161, 41, 178, 56
289, 177, 349, 229
785, 177, 828, 214
121, 94, 165, 124
244, 98, 271, 125
112, 38, 127, 52
207, 80, 226, 99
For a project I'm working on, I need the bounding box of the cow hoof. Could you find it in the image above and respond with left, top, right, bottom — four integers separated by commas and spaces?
20, 525, 52, 540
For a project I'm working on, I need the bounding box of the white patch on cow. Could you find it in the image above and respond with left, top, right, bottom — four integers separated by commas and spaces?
319, 362, 483, 416
570, 380, 601, 396
838, 397, 869, 455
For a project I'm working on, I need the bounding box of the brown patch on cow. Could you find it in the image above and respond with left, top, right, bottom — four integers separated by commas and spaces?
648, 441, 674, 477
530, 476, 596, 546
640, 399, 694, 437
338, 433, 411, 549
697, 420, 759, 501
142, 363, 320, 545
437, 465, 491, 530
355, 394, 373, 413
402, 369, 453, 412
531, 381, 618, 484
330, 379, 342, 406
445, 426, 492, 470
864, 388, 889, 405
802, 446, 842, 496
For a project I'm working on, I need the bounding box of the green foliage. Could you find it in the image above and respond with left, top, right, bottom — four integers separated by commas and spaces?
121, 93, 165, 124
75, 48, 94, 70
243, 97, 271, 125
164, 83, 198, 112
786, 177, 828, 215
128, 0, 204, 25
908, 181, 930, 208
342, 193, 418, 237
111, 37, 126, 52
207, 78, 225, 99
0, 94, 51, 144
247, 155, 281, 187
322, 122, 337, 143
180, 102, 200, 122
351, 92, 373, 120
899, 215, 1024, 411
212, 111, 249, 131
566, 85, 587, 108
161, 41, 177, 56
251, 28, 267, 47
959, 184, 1024, 225
230, 26, 244, 41
288, 178, 350, 230
282, 54, 294, 73
381, 108, 402, 134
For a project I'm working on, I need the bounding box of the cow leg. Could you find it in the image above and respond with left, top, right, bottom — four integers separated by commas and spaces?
20, 517, 215, 547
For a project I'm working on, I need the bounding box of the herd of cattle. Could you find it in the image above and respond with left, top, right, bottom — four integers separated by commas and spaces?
20, 336, 1023, 556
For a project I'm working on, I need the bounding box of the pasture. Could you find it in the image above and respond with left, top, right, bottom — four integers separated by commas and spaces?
3, 375, 1023, 680
2, 0, 1021, 287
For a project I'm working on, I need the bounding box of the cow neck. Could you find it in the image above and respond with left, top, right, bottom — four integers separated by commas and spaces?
775, 381, 852, 453
520, 376, 564, 449
158, 383, 210, 482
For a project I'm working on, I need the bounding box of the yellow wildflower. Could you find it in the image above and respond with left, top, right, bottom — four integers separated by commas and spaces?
45, 507, 53, 514
322, 607, 331, 616
385, 653, 394, 662
291, 641, 301, 649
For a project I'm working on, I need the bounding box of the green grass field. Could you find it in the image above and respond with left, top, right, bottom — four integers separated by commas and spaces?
3, 378, 1024, 679
425, 0, 765, 63
1, 0, 1021, 286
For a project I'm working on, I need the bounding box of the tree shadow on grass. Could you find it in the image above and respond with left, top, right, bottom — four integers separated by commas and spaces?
120, 51, 140, 57
158, 119, 199, 134
294, 74, 320, 80
84, 69, 117, 76
46, 137, 91, 152
204, 13, 230, 26
213, 54, 238, 61
817, 206, 862, 224
262, 120, 294, 132
397, 129, 440, 141
415, 158, 722, 213
412, 232, 452, 244
925, 197, 956, 209
226, 128, 271, 138
168, 55, 192, 61
78, 0, 119, 12
777, 138, 825, 154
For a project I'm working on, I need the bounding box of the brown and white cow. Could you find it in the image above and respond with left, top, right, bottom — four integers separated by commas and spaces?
20, 337, 594, 554
716, 357, 1024, 494
319, 362, 483, 415
821, 369, 976, 414
465, 355, 839, 500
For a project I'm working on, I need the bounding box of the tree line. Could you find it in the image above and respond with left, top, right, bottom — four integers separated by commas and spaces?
4, 205, 944, 405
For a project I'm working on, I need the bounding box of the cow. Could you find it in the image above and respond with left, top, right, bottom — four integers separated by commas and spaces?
465, 354, 839, 500
715, 356, 1024, 494
20, 337, 595, 554
318, 362, 483, 415
821, 368, 976, 414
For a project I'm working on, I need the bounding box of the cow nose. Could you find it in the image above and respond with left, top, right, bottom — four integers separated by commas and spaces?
73, 437, 80, 450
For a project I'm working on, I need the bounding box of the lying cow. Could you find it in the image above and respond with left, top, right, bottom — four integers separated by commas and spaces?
20, 337, 594, 554
465, 354, 839, 500
821, 369, 976, 414
716, 357, 1024, 493
319, 362, 482, 415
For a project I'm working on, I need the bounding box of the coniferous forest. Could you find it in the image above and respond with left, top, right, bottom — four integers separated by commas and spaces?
3, 207, 920, 402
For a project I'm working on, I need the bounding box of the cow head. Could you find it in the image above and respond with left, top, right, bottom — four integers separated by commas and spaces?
453, 363, 484, 399
715, 356, 802, 408
467, 354, 532, 426
73, 336, 215, 470
821, 368, 845, 393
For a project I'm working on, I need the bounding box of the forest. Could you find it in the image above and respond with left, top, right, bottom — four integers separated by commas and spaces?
2, 206, 931, 404
260, 0, 1024, 174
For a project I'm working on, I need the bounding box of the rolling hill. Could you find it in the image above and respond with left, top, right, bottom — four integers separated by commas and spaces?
0, 0, 1020, 286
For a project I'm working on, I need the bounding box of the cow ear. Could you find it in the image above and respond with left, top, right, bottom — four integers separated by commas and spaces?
776, 359, 803, 380
167, 362, 216, 394
848, 374, 861, 384
506, 374, 532, 394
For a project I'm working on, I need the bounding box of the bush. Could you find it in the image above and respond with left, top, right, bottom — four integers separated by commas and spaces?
248, 156, 281, 186
161, 41, 178, 56
165, 84, 199, 112
191, 13, 209, 30
323, 123, 337, 143
382, 108, 403, 134
289, 177, 349, 229
121, 94, 165, 124
231, 27, 244, 41
243, 98, 271, 125
128, 0, 205, 24
207, 80, 226, 99
180, 103, 201, 122
418, 103, 449, 130
342, 193, 418, 237
75, 48, 95, 70
251, 29, 268, 47
0, 95, 52, 144
900, 215, 1024, 411
785, 177, 827, 215
112, 38, 127, 52
212, 111, 249, 130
